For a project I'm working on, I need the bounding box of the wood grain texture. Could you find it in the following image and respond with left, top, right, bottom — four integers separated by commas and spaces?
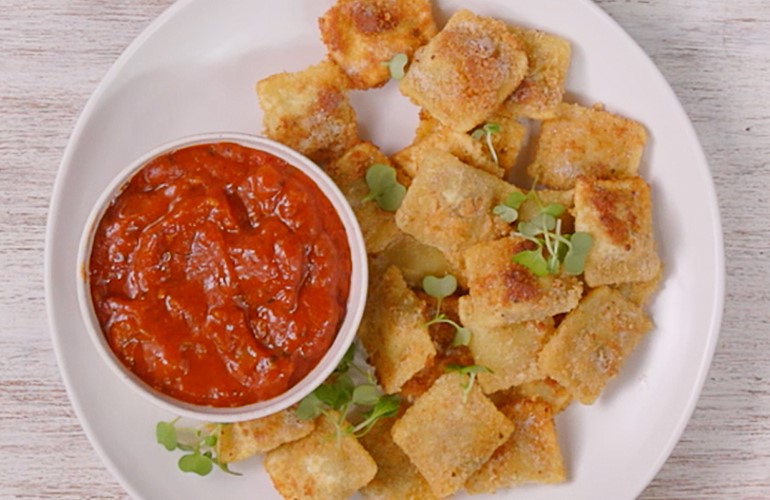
1, 0, 768, 499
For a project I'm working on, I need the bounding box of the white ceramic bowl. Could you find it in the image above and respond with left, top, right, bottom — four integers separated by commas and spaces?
76, 133, 368, 423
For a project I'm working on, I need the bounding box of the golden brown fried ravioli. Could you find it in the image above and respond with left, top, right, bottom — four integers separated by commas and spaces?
503, 27, 572, 120
400, 9, 529, 131
264, 413, 377, 499
574, 176, 661, 286
256, 60, 359, 164
391, 372, 515, 497
319, 0, 437, 89
539, 286, 652, 404
527, 103, 647, 189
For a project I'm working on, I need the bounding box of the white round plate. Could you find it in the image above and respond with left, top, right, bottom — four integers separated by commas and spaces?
45, 1, 725, 499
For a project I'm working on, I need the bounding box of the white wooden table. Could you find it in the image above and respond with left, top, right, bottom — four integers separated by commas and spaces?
1, 0, 768, 498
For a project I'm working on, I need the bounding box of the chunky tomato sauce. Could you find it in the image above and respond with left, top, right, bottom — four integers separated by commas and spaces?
88, 143, 351, 407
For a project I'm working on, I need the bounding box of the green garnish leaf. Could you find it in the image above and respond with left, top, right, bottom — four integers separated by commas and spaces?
493, 204, 518, 223
563, 232, 593, 275
296, 348, 401, 440
503, 191, 528, 209
512, 249, 549, 277
531, 213, 557, 231
203, 434, 217, 447
422, 274, 458, 299
363, 164, 406, 212
471, 122, 501, 165
296, 391, 325, 420
452, 326, 471, 347
365, 163, 397, 190
446, 364, 492, 376
541, 203, 566, 217
353, 384, 382, 406
178, 453, 214, 476
518, 220, 543, 238
156, 421, 178, 451
334, 343, 356, 375
444, 364, 492, 402
386, 53, 408, 80
216, 460, 243, 476
378, 183, 406, 212
315, 374, 355, 411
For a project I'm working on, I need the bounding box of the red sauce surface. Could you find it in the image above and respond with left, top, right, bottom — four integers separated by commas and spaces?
88, 143, 351, 407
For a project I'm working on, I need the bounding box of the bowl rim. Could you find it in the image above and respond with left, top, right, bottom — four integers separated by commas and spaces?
75, 132, 368, 423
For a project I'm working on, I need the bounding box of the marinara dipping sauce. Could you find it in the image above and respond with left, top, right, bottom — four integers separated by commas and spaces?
87, 142, 352, 407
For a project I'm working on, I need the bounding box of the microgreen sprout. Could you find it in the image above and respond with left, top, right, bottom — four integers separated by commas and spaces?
155, 418, 240, 476
363, 163, 407, 212
492, 190, 528, 224
445, 364, 492, 403
384, 52, 408, 80
493, 188, 593, 276
471, 122, 501, 165
422, 274, 471, 346
295, 343, 400, 440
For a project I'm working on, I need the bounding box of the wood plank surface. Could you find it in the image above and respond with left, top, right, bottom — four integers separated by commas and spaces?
1, 0, 768, 498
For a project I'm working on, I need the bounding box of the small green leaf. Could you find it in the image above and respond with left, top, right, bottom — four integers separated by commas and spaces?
493, 204, 518, 223
334, 343, 356, 375
377, 183, 406, 212
532, 213, 557, 231
332, 375, 355, 410
364, 164, 406, 212
371, 394, 400, 418
512, 249, 549, 277
216, 460, 243, 476
156, 421, 178, 451
422, 274, 458, 299
503, 191, 528, 209
178, 453, 214, 476
203, 434, 217, 447
452, 327, 471, 347
563, 232, 593, 275
445, 364, 492, 376
518, 221, 543, 238
386, 53, 408, 80
470, 128, 485, 140
483, 122, 501, 134
541, 203, 566, 217
297, 392, 325, 420
365, 163, 397, 191
353, 384, 382, 406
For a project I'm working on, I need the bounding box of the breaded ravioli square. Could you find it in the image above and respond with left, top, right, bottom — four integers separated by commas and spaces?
507, 378, 573, 414
256, 60, 359, 164
264, 414, 377, 499
326, 142, 402, 253
503, 27, 572, 120
461, 314, 555, 394
358, 265, 436, 394
613, 266, 664, 307
400, 9, 529, 131
360, 417, 437, 500
378, 233, 452, 288
574, 177, 661, 286
319, 0, 437, 89
217, 409, 315, 463
466, 398, 566, 493
459, 237, 583, 328
393, 110, 526, 178
527, 103, 648, 189
394, 151, 518, 271
539, 286, 652, 404
391, 372, 515, 498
